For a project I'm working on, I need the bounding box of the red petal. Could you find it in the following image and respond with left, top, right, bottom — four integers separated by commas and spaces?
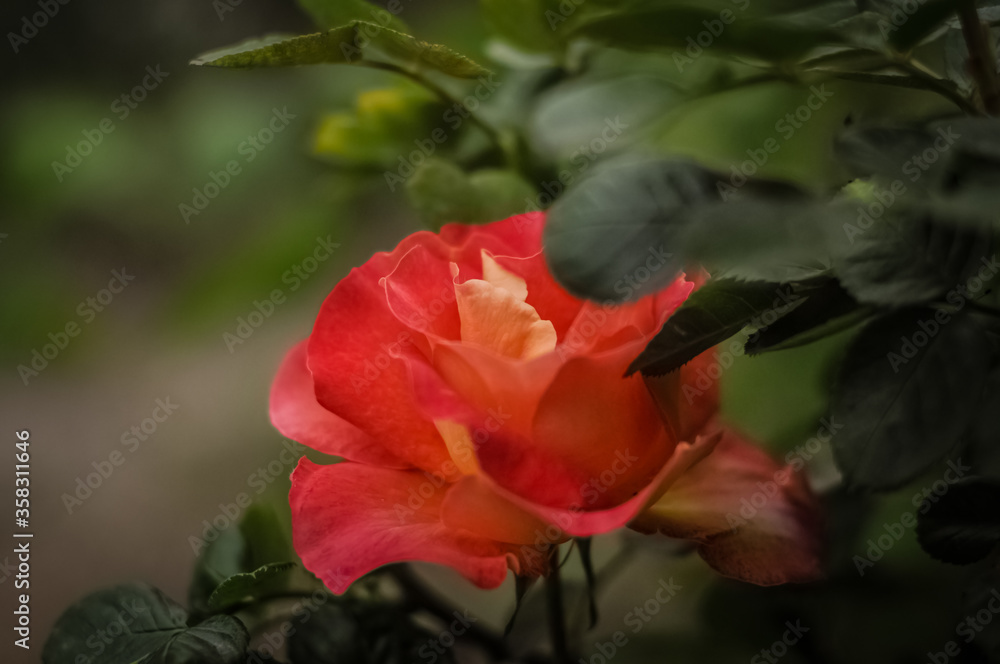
290, 459, 514, 593
270, 342, 408, 467
632, 427, 823, 586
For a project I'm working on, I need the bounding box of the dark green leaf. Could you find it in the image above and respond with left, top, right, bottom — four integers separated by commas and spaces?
830, 308, 992, 490
745, 279, 868, 354
917, 477, 1000, 564
137, 616, 249, 664
886, 0, 958, 50
44, 585, 247, 664
833, 214, 995, 305
543, 158, 710, 302
627, 279, 798, 376
188, 520, 246, 619
191, 22, 490, 79
298, 0, 408, 31
288, 604, 368, 663
568, 4, 844, 61
207, 562, 297, 613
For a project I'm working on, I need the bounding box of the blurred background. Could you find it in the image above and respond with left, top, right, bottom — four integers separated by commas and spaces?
0, 0, 981, 661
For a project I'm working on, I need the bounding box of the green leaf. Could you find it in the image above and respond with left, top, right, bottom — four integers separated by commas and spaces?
543, 158, 709, 302
744, 279, 869, 354
288, 604, 368, 663
627, 279, 799, 377
207, 562, 297, 613
886, 0, 958, 50
406, 159, 535, 229
191, 22, 491, 79
481, 0, 565, 53
830, 308, 992, 490
137, 616, 250, 664
568, 3, 844, 61
916, 477, 1000, 564
832, 214, 994, 306
43, 584, 248, 664
298, 0, 408, 31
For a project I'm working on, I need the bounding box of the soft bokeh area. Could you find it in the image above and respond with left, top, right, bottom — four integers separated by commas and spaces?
0, 0, 978, 661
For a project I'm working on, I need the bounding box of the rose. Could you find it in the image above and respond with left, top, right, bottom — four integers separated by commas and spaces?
271, 212, 822, 592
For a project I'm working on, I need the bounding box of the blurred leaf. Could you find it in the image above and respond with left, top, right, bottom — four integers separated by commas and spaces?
481, 0, 565, 53
569, 3, 845, 61
43, 584, 248, 664
917, 477, 1000, 564
832, 215, 994, 305
745, 279, 868, 354
543, 158, 707, 302
406, 159, 535, 228
288, 604, 367, 663
189, 523, 246, 619
298, 0, 409, 31
207, 562, 297, 613
628, 279, 796, 376
137, 616, 249, 664
191, 22, 490, 79
886, 0, 958, 50
830, 308, 992, 490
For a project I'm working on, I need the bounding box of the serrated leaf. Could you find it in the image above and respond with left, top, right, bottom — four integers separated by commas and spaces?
192, 22, 490, 79
627, 279, 798, 376
745, 279, 867, 354
207, 562, 297, 612
916, 477, 1000, 564
43, 585, 248, 664
298, 0, 408, 32
137, 616, 250, 664
830, 309, 992, 490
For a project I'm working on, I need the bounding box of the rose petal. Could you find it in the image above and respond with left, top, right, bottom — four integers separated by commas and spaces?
270, 342, 408, 467
441, 475, 555, 545
291, 459, 514, 593
632, 427, 823, 585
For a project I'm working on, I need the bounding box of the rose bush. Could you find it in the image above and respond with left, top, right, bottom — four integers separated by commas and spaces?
271, 212, 822, 593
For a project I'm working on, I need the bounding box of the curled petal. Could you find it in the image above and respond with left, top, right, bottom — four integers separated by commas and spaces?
270, 342, 408, 467
632, 427, 823, 586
